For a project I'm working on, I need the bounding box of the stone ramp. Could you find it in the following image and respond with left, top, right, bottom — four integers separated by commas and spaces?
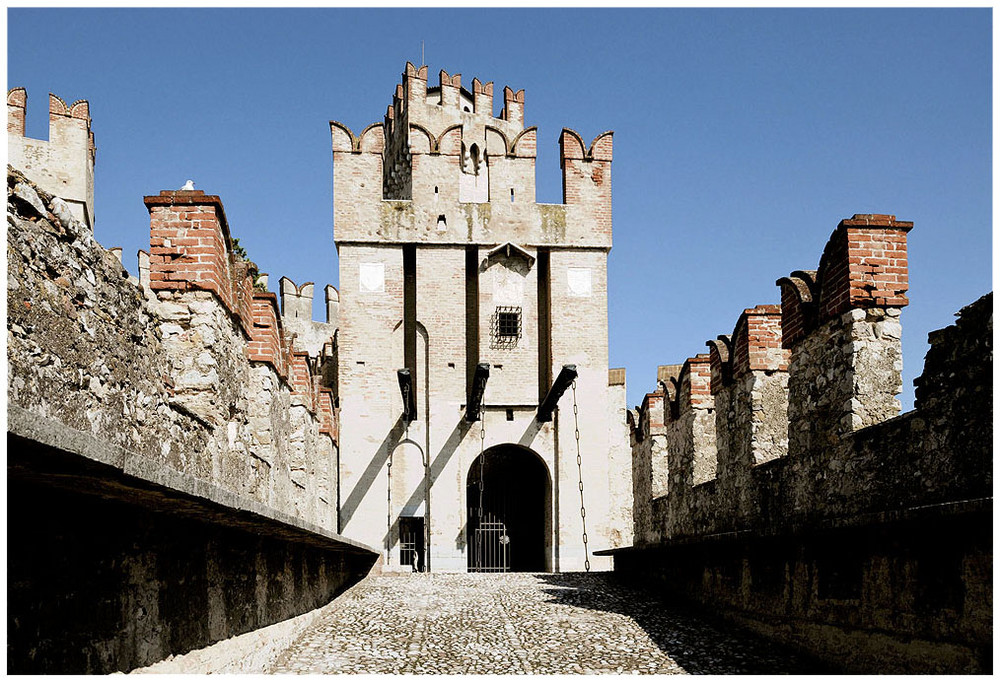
270, 572, 828, 674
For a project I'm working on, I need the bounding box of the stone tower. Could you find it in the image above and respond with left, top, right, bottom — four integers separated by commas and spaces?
8, 88, 96, 229
331, 63, 628, 572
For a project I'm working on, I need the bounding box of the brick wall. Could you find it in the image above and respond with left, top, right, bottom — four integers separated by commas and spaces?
333, 64, 624, 572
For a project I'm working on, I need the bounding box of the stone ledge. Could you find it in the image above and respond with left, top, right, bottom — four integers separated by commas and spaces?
595, 496, 992, 556
8, 404, 377, 557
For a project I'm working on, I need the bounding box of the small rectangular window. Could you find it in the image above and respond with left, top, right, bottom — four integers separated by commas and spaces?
498, 311, 519, 336
491, 306, 521, 349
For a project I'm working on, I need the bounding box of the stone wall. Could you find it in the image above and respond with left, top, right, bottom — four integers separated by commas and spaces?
8, 173, 338, 528
7, 168, 376, 672
611, 214, 992, 673
606, 368, 633, 549
7, 460, 374, 675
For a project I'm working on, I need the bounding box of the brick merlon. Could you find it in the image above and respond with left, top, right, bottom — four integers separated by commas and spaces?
838, 214, 914, 231
143, 190, 235, 250
252, 291, 284, 328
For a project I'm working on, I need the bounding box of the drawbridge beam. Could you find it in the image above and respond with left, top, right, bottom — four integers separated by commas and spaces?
397, 368, 416, 423
465, 362, 490, 422
536, 364, 577, 423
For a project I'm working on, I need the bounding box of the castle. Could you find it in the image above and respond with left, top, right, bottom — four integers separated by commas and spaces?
6, 63, 992, 674
330, 64, 629, 572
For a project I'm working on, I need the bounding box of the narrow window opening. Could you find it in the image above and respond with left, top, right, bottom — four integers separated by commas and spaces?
506, 409, 515, 421
437, 214, 447, 229
510, 188, 515, 203
469, 144, 480, 175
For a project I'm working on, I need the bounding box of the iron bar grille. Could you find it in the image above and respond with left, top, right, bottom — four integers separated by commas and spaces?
491, 306, 522, 349
470, 513, 510, 572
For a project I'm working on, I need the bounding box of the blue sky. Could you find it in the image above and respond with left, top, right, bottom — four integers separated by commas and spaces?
8, 8, 991, 410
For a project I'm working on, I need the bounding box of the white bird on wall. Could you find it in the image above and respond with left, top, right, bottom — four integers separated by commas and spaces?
180, 180, 195, 190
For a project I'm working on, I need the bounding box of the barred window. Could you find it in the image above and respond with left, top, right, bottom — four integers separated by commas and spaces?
491, 306, 521, 349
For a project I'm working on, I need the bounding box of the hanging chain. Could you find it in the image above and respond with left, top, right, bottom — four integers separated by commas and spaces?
386, 427, 395, 564
473, 418, 487, 573
572, 380, 590, 572
477, 418, 486, 523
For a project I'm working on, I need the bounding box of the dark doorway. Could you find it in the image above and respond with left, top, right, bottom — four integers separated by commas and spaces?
466, 445, 550, 572
399, 516, 425, 572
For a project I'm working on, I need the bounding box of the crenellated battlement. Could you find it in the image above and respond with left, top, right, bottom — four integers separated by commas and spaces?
140, 188, 343, 415
331, 63, 613, 248
8, 168, 372, 670
616, 212, 989, 673
277, 276, 339, 357
10, 166, 342, 516
623, 211, 989, 549
280, 277, 315, 320
8, 87, 95, 228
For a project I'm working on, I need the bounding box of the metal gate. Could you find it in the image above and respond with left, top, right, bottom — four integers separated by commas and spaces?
470, 512, 510, 572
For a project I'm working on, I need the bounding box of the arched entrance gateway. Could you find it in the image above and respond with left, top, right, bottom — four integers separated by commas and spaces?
466, 445, 551, 573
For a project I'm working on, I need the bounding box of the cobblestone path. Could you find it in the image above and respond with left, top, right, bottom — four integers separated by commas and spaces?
270, 572, 825, 674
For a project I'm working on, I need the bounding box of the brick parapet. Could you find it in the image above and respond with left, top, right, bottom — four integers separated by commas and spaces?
438, 69, 462, 108
144, 190, 255, 337
776, 270, 817, 348
817, 215, 912, 320
634, 288, 990, 533
46, 93, 96, 166
632, 212, 923, 546
501, 86, 524, 126
638, 391, 666, 437
560, 128, 613, 239
248, 291, 289, 380
472, 78, 493, 115
731, 305, 787, 377
318, 388, 338, 442
290, 351, 316, 415
676, 354, 712, 414
779, 216, 911, 350
404, 62, 428, 112
782, 215, 911, 445
7, 87, 26, 135
7, 168, 343, 549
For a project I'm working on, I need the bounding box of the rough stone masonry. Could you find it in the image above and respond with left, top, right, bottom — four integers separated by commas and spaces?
613, 214, 992, 673
7, 88, 377, 673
